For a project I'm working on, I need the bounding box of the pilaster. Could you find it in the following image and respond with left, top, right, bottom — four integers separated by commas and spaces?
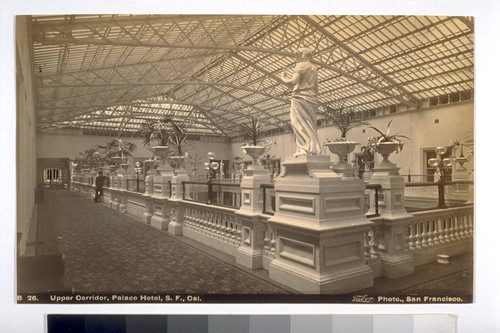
167, 167, 190, 235
369, 166, 415, 279
142, 169, 155, 224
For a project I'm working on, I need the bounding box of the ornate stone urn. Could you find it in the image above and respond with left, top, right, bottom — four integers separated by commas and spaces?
373, 141, 402, 174
151, 146, 171, 172
242, 145, 267, 169
324, 140, 359, 176
169, 155, 186, 170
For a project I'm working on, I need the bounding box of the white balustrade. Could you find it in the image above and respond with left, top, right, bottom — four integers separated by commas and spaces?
406, 206, 473, 256
182, 202, 241, 249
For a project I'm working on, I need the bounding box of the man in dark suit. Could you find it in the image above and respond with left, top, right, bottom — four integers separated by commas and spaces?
94, 171, 108, 202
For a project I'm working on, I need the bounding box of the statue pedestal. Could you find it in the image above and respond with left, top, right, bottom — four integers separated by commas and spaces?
369, 168, 414, 279
168, 167, 190, 236
267, 155, 373, 294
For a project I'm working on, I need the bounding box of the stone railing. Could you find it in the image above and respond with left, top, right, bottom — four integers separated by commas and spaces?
406, 205, 473, 266
71, 177, 473, 293
182, 201, 242, 256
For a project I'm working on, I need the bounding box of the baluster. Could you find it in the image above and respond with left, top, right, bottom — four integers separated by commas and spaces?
455, 216, 463, 240
210, 213, 217, 238
203, 210, 209, 233
189, 208, 194, 229
469, 213, 474, 237
421, 221, 428, 248
459, 215, 466, 239
369, 228, 380, 260
427, 220, 435, 247
190, 208, 195, 228
264, 227, 270, 253
231, 217, 238, 244
462, 214, 470, 238
270, 231, 277, 259
464, 214, 470, 237
197, 209, 203, 231
450, 217, 457, 242
205, 211, 211, 235
444, 218, 451, 243
415, 222, 422, 250
432, 220, 439, 246
204, 210, 210, 235
236, 223, 242, 246
364, 231, 371, 262
220, 219, 226, 242
408, 224, 416, 251
183, 207, 189, 228
437, 218, 445, 244
212, 212, 218, 237
225, 220, 231, 242
199, 210, 205, 233
216, 214, 222, 239
208, 212, 214, 237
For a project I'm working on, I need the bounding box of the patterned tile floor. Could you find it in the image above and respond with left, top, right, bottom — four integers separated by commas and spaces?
46, 190, 290, 294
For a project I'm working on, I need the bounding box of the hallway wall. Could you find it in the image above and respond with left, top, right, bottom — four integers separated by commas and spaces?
16, 16, 38, 256
37, 133, 233, 177
230, 101, 473, 176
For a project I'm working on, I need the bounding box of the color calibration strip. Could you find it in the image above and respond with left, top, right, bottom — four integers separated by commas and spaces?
48, 314, 456, 333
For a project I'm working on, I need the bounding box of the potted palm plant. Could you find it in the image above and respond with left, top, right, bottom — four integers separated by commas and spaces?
99, 138, 137, 170
167, 121, 192, 169
136, 117, 173, 169
240, 115, 272, 168
366, 120, 410, 169
323, 104, 367, 174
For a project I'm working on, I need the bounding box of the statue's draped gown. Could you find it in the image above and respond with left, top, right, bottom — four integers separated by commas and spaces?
290, 61, 323, 156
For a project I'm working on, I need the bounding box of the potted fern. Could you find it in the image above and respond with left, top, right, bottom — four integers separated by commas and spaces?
367, 120, 410, 169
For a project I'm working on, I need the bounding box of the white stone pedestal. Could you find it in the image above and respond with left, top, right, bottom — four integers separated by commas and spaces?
168, 167, 190, 236
239, 164, 270, 215
236, 213, 266, 269
109, 172, 123, 210
119, 170, 132, 213
150, 198, 171, 231
150, 167, 174, 231
369, 166, 414, 279
235, 162, 270, 269
142, 170, 155, 224
267, 155, 374, 294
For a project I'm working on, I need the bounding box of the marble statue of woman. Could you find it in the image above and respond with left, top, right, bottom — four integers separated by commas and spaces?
280, 47, 323, 156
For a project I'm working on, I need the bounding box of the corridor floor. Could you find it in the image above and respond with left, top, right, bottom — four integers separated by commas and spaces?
19, 189, 473, 301
37, 189, 290, 295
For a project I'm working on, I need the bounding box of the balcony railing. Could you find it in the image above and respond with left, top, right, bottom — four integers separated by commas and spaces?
126, 179, 146, 193
182, 180, 241, 209
405, 180, 473, 211
261, 184, 275, 215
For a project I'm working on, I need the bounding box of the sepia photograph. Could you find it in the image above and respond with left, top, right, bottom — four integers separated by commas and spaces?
14, 13, 475, 304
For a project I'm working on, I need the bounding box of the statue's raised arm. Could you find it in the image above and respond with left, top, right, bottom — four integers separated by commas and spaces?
280, 48, 323, 157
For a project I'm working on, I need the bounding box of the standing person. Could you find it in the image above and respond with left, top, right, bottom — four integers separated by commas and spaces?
280, 47, 323, 156
94, 171, 108, 203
